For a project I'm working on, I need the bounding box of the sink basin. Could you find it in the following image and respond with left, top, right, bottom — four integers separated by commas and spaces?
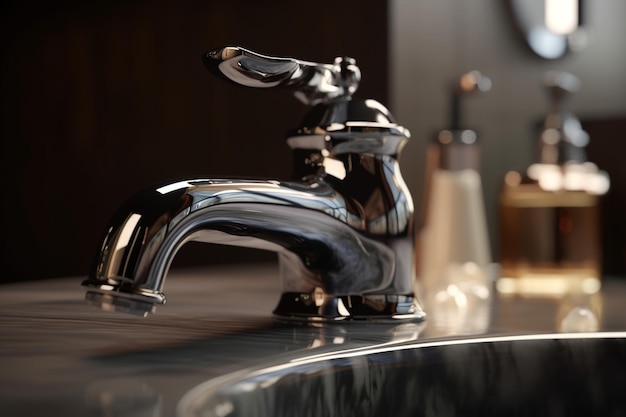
179, 332, 626, 417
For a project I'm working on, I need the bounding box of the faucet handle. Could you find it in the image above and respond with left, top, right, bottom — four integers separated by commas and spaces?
204, 46, 361, 106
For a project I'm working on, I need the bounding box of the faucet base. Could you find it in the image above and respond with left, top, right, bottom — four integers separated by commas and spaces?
82, 279, 426, 322
273, 291, 426, 322
82, 277, 166, 317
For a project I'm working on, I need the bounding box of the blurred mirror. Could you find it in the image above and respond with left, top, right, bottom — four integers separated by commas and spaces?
507, 0, 588, 59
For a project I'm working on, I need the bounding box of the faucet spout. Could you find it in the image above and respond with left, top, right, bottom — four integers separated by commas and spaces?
83, 173, 423, 321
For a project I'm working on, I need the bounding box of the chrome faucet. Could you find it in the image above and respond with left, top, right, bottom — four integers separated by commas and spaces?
82, 46, 425, 322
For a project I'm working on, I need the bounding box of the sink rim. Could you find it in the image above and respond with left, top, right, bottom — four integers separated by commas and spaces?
177, 330, 626, 416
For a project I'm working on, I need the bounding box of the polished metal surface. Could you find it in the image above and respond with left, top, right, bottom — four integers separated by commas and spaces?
83, 46, 423, 322
204, 46, 360, 106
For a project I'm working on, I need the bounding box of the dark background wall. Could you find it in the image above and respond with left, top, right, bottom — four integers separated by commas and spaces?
1, 0, 389, 282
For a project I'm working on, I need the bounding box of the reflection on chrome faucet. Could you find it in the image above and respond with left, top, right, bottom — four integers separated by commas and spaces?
82, 46, 425, 322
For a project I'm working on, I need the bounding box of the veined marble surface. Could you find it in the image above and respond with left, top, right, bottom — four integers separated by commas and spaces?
1, 263, 624, 416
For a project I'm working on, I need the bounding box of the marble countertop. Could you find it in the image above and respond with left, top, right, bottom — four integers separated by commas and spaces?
1, 263, 624, 416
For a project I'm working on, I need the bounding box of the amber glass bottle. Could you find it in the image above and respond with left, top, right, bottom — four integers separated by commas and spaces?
498, 72, 609, 297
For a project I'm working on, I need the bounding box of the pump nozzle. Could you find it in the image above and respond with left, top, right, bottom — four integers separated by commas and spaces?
450, 71, 491, 130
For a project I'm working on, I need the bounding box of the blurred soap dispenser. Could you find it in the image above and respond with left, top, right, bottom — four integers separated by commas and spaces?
418, 71, 492, 329
498, 71, 610, 297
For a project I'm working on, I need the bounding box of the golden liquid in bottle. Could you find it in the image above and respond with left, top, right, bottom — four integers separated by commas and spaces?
499, 181, 602, 297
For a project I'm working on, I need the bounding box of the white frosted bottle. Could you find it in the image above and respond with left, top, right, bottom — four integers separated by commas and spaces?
418, 130, 492, 334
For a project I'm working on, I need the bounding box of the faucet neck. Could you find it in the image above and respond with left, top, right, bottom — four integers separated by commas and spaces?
287, 98, 411, 181
285, 99, 414, 238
